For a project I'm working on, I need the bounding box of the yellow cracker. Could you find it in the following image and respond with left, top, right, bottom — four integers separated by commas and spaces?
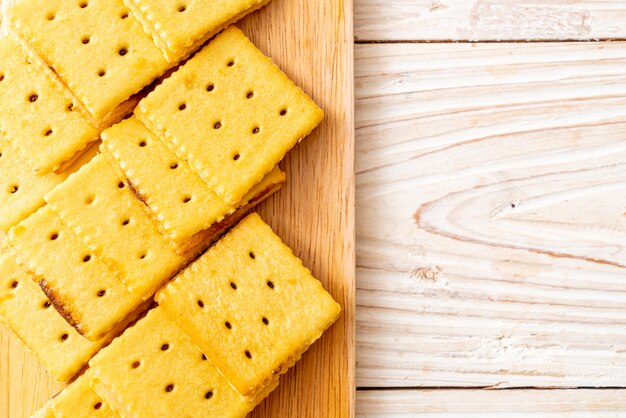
6, 0, 170, 122
90, 307, 266, 418
102, 145, 285, 256
0, 136, 62, 232
0, 138, 98, 233
52, 373, 119, 418
0, 253, 107, 382
136, 26, 323, 204
101, 116, 286, 245
32, 372, 120, 418
157, 213, 341, 397
0, 36, 98, 174
44, 155, 191, 299
122, 0, 270, 61
8, 206, 141, 341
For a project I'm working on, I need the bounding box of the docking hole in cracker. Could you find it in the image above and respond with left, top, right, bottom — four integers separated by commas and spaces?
33, 372, 120, 417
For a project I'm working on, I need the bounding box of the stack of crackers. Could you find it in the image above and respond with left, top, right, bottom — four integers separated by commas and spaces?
0, 1, 340, 416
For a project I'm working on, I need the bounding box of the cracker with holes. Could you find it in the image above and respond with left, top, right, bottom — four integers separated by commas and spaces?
136, 26, 323, 204
7, 205, 146, 341
6, 0, 171, 125
156, 213, 341, 398
34, 372, 120, 417
0, 137, 98, 233
0, 136, 63, 232
122, 0, 271, 61
0, 252, 108, 382
0, 36, 99, 174
44, 154, 193, 299
89, 307, 272, 417
101, 116, 286, 251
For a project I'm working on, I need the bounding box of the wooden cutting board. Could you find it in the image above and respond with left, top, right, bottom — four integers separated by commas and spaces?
0, 0, 355, 416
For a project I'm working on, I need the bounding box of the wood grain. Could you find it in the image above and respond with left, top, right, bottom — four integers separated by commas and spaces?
0, 0, 355, 416
0, 330, 63, 417
357, 389, 626, 417
356, 41, 626, 388
355, 0, 626, 41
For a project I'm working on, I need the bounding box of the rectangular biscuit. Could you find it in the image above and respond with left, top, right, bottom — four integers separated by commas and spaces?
44, 154, 192, 299
0, 36, 99, 174
0, 252, 107, 382
0, 136, 64, 232
6, 0, 171, 123
156, 213, 341, 398
101, 116, 286, 247
136, 26, 323, 204
102, 147, 285, 256
89, 307, 271, 418
7, 205, 143, 341
33, 372, 120, 418
122, 0, 271, 61
0, 137, 98, 233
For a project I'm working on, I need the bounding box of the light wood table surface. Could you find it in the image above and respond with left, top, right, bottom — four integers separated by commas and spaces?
355, 0, 626, 416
